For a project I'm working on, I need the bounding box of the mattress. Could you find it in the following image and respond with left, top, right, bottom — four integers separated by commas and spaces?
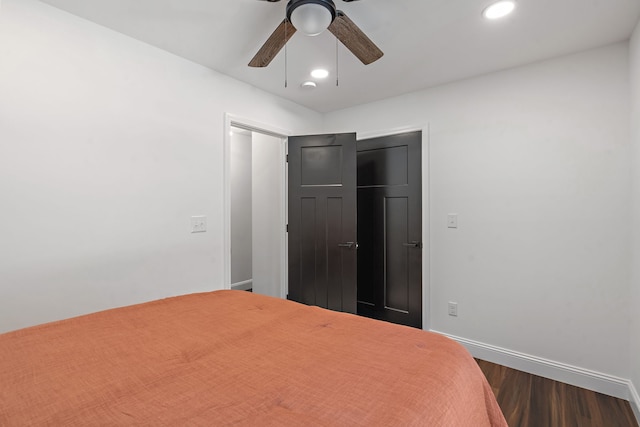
0, 290, 507, 426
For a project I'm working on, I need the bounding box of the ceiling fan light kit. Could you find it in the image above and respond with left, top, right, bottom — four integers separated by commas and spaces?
287, 0, 336, 36
249, 0, 383, 69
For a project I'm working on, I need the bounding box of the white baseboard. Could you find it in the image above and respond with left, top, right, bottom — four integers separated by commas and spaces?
231, 280, 252, 291
630, 381, 640, 423
432, 330, 633, 402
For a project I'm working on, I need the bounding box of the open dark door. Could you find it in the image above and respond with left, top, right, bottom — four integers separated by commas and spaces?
288, 133, 357, 313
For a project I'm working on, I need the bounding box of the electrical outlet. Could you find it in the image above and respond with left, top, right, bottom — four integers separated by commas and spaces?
448, 302, 458, 317
191, 216, 207, 233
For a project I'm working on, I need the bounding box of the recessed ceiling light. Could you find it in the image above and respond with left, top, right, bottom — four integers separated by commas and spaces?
483, 1, 516, 20
301, 81, 317, 89
311, 69, 329, 79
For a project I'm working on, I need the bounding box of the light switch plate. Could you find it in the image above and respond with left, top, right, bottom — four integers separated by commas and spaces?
191, 216, 207, 233
448, 302, 458, 317
447, 214, 458, 229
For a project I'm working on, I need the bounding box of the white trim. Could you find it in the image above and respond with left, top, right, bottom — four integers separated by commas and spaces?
231, 280, 253, 291
630, 381, 640, 424
357, 125, 431, 331
223, 113, 291, 298
357, 124, 426, 141
423, 126, 431, 332
433, 330, 633, 401
283, 142, 289, 298
226, 115, 291, 139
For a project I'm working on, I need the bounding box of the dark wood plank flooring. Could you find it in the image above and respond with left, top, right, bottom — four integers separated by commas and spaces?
476, 359, 638, 427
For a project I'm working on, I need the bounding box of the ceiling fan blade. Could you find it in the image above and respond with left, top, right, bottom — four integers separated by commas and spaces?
328, 11, 383, 65
249, 19, 296, 67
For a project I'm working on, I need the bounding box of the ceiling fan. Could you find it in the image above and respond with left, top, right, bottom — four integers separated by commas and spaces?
249, 0, 383, 68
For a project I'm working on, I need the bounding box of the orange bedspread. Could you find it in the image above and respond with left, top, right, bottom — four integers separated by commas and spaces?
0, 290, 507, 426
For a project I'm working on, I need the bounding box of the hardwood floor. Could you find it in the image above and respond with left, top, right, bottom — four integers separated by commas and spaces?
476, 359, 638, 427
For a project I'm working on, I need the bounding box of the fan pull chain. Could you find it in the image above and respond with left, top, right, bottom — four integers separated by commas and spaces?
335, 37, 339, 87
284, 20, 288, 88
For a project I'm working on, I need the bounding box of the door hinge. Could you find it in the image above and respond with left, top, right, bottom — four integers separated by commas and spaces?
286, 154, 289, 163
286, 224, 289, 232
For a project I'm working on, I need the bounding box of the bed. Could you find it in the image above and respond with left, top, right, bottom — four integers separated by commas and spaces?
0, 290, 507, 426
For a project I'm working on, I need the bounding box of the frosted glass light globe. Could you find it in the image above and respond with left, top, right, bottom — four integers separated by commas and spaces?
290, 3, 333, 36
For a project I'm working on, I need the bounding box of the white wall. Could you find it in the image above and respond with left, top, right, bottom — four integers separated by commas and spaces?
230, 130, 252, 285
629, 19, 640, 414
0, 0, 322, 333
252, 133, 284, 298
325, 44, 631, 379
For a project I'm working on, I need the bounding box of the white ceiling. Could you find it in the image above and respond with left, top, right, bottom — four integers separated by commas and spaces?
39, 0, 640, 113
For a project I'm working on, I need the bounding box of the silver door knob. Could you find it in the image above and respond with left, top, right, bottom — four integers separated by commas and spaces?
403, 241, 422, 248
338, 242, 357, 249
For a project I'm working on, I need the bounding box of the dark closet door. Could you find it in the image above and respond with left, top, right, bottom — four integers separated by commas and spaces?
357, 131, 422, 328
288, 133, 357, 313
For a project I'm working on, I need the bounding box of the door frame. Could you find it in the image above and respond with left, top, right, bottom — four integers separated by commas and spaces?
223, 116, 431, 330
356, 124, 430, 331
223, 113, 291, 299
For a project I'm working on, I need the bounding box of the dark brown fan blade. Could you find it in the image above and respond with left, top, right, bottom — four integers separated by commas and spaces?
328, 11, 383, 65
249, 19, 296, 67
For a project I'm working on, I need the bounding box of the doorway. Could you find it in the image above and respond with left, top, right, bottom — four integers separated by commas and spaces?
223, 118, 430, 330
228, 125, 287, 298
